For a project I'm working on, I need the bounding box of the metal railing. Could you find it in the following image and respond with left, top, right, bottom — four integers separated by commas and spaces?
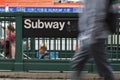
0, 12, 120, 72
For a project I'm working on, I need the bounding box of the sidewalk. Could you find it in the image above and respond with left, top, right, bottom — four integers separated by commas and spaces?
0, 71, 120, 80
0, 78, 70, 80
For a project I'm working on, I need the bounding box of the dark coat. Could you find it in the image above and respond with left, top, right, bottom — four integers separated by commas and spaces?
78, 0, 113, 40
40, 53, 50, 59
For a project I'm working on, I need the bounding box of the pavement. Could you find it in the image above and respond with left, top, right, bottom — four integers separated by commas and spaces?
0, 71, 120, 80
0, 78, 70, 80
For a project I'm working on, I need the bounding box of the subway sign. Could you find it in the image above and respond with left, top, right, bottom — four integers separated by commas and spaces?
22, 16, 78, 38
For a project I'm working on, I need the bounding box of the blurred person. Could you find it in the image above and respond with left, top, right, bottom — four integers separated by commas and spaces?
0, 38, 4, 52
1, 24, 16, 59
58, 0, 61, 3
75, 43, 80, 51
27, 40, 31, 50
71, 0, 116, 80
35, 43, 50, 59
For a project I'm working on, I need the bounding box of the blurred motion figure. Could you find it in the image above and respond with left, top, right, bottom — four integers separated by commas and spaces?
71, 0, 116, 80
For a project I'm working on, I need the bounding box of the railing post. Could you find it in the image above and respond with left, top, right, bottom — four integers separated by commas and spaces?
31, 38, 35, 55
14, 13, 23, 71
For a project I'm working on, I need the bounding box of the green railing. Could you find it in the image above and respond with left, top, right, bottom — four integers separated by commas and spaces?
0, 12, 120, 72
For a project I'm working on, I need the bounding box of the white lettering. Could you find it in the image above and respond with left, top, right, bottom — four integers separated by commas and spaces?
59, 22, 65, 31
24, 19, 67, 31
52, 22, 59, 29
24, 19, 31, 29
44, 22, 53, 29
38, 19, 44, 28
32, 22, 37, 29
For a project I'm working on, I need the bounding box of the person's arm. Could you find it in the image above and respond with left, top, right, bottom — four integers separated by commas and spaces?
10, 33, 16, 59
1, 39, 4, 46
11, 42, 15, 59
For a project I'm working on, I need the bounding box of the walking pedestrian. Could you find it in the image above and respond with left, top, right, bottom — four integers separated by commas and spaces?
71, 0, 116, 80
